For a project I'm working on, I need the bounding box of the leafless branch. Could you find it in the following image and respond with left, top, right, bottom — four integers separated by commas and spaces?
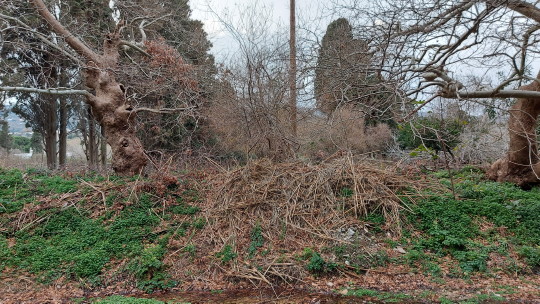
134, 106, 198, 114
0, 86, 90, 96
497, 0, 540, 23
444, 89, 540, 99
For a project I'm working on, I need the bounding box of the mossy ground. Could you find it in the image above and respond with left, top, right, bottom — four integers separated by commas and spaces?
1, 165, 540, 303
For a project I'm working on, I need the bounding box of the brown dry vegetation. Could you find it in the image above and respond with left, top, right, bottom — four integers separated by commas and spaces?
298, 106, 393, 160
207, 99, 394, 162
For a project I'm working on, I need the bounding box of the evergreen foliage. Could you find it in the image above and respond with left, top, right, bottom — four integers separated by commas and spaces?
397, 116, 467, 156
314, 18, 397, 125
0, 112, 11, 152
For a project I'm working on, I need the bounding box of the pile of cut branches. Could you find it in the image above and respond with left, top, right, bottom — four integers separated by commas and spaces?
200, 156, 427, 255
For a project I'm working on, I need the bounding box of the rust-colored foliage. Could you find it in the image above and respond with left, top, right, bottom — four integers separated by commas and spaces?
144, 38, 198, 91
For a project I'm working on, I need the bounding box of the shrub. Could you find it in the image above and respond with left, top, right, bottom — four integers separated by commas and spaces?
397, 116, 465, 156
299, 106, 393, 159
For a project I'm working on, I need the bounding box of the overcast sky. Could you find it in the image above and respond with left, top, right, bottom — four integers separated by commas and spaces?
189, 0, 330, 60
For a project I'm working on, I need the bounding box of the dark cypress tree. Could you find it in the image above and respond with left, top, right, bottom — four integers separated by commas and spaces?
314, 18, 396, 126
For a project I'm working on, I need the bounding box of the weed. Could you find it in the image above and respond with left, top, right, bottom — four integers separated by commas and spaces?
306, 252, 337, 275
460, 293, 506, 303
93, 296, 166, 304
340, 187, 354, 198
0, 236, 9, 271
136, 272, 177, 294
192, 217, 206, 229
216, 244, 237, 264
0, 169, 31, 213
37, 175, 77, 194
518, 246, 540, 269
128, 244, 165, 278
439, 297, 454, 304
183, 244, 196, 257
348, 288, 412, 302
422, 261, 442, 277
247, 223, 264, 258
301, 247, 315, 260
409, 169, 540, 272
494, 284, 517, 295
127, 244, 177, 293
169, 203, 200, 215
8, 191, 162, 286
453, 249, 488, 273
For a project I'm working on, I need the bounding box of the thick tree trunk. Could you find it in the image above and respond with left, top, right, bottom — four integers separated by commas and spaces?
84, 64, 147, 175
487, 77, 540, 188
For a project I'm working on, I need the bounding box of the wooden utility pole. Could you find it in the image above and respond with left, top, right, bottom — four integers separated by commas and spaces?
289, 0, 297, 137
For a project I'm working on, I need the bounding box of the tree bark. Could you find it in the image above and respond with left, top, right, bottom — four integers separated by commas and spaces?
88, 108, 98, 170
58, 95, 67, 168
44, 94, 58, 170
487, 74, 540, 188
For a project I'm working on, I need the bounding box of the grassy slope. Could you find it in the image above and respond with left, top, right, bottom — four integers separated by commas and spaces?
1, 166, 540, 303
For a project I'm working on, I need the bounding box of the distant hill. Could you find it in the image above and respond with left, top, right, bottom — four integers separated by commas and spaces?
0, 109, 31, 136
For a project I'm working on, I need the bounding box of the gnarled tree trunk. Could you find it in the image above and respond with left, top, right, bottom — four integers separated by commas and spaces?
83, 61, 147, 175
487, 74, 540, 188
33, 0, 147, 175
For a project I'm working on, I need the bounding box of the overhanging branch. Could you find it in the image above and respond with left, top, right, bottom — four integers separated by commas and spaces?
0, 86, 99, 106
498, 0, 540, 24
443, 89, 540, 99
0, 86, 91, 96
0, 13, 83, 65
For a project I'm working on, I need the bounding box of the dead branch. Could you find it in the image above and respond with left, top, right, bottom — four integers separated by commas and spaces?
134, 106, 198, 114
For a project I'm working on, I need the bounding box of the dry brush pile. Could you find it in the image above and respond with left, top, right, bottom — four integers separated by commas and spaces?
182, 156, 430, 284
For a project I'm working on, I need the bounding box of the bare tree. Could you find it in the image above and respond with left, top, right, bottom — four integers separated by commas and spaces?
206, 2, 294, 160
334, 0, 540, 187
